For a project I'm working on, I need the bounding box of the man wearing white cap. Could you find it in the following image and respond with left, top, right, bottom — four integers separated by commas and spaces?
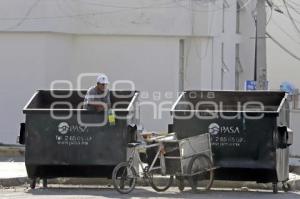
83, 73, 111, 111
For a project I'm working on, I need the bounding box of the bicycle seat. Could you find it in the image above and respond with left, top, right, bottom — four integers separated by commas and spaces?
127, 142, 141, 148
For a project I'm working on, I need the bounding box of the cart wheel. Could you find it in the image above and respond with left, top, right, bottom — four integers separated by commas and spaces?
112, 162, 137, 194
282, 182, 291, 192
176, 176, 185, 192
30, 178, 36, 189
187, 154, 214, 193
42, 179, 48, 188
148, 172, 173, 192
272, 183, 278, 194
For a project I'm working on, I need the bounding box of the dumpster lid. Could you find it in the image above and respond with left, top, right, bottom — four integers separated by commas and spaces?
23, 89, 139, 113
171, 90, 288, 113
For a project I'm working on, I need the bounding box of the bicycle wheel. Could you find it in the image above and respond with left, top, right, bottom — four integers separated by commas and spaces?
30, 178, 36, 189
112, 162, 137, 194
187, 154, 214, 193
176, 176, 185, 192
42, 178, 48, 188
148, 171, 174, 192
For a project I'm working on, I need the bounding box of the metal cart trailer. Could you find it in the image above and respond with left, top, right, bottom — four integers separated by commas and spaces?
171, 90, 293, 193
19, 90, 139, 189
163, 133, 215, 192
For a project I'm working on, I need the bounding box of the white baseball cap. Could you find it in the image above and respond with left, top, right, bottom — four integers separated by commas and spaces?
96, 73, 109, 84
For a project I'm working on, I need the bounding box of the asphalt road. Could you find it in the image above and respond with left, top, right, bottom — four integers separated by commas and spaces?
1, 186, 300, 199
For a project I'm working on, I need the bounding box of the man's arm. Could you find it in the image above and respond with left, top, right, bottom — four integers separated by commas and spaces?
106, 91, 111, 109
84, 89, 102, 111
85, 89, 110, 111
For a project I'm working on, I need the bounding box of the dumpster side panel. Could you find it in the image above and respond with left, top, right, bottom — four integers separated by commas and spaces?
25, 113, 127, 165
171, 91, 290, 183
23, 90, 139, 179
25, 112, 128, 178
173, 112, 278, 181
276, 148, 289, 182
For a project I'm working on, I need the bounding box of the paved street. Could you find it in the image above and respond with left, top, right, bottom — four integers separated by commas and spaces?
1, 186, 300, 199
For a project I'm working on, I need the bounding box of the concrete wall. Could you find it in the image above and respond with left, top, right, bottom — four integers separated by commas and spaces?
266, 0, 300, 157
267, 7, 300, 89
0, 0, 257, 144
71, 35, 180, 132
290, 112, 300, 157
0, 33, 73, 143
0, 33, 181, 143
237, 0, 257, 90
0, 0, 199, 36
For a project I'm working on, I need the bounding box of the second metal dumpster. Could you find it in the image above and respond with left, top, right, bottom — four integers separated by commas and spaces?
171, 90, 293, 193
21, 90, 139, 188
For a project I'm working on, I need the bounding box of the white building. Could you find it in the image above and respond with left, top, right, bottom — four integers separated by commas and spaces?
0, 0, 257, 144
266, 0, 300, 157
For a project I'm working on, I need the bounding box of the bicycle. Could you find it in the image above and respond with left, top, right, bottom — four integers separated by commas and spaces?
112, 133, 215, 194
112, 135, 174, 194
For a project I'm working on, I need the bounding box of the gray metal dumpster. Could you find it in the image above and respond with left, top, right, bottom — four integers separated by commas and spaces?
21, 90, 139, 188
171, 90, 293, 193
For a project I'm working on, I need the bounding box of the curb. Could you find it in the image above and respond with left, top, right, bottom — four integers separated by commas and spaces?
290, 166, 300, 175
2, 176, 300, 192
0, 177, 28, 187
0, 147, 25, 157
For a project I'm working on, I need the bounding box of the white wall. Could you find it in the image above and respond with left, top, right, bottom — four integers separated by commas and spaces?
267, 10, 300, 89
0, 33, 73, 144
222, 0, 239, 90
237, 0, 257, 89
0, 0, 203, 36
183, 0, 251, 91
0, 33, 181, 143
290, 112, 300, 157
71, 35, 180, 132
266, 0, 300, 157
182, 0, 258, 91
0, 0, 256, 143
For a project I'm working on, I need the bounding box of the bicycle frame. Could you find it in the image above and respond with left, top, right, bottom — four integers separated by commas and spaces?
127, 142, 167, 177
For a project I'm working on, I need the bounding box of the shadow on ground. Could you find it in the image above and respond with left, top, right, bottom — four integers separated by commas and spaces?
25, 186, 300, 199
